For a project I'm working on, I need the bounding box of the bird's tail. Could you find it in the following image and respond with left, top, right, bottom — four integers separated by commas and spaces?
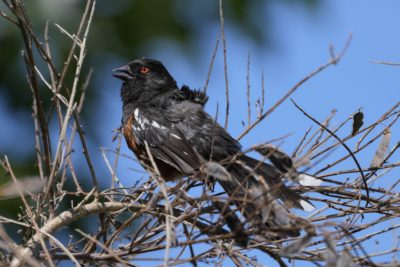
219, 155, 314, 239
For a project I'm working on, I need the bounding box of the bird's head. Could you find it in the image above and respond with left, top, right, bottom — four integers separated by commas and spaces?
113, 58, 177, 104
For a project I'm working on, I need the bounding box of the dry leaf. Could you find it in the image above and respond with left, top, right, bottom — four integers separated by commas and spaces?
202, 161, 232, 181
370, 128, 391, 168
280, 233, 312, 256
326, 236, 339, 267
352, 110, 364, 135
325, 236, 355, 267
337, 251, 355, 267
0, 176, 44, 199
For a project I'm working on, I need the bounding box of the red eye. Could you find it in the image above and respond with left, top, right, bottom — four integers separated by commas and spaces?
140, 66, 150, 75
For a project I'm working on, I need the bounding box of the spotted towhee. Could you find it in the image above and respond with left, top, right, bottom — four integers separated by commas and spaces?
113, 58, 314, 240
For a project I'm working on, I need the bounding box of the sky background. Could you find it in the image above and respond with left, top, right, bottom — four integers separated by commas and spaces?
1, 1, 400, 266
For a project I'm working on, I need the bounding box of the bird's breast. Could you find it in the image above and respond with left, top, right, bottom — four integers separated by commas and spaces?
123, 115, 139, 154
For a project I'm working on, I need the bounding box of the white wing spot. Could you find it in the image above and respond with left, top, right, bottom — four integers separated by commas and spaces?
171, 133, 182, 140
300, 200, 315, 212
151, 121, 166, 129
134, 108, 139, 120
183, 151, 189, 155
152, 121, 160, 128
141, 118, 149, 126
298, 174, 322, 186
136, 113, 149, 129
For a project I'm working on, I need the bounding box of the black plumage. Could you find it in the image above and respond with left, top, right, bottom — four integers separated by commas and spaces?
113, 58, 313, 241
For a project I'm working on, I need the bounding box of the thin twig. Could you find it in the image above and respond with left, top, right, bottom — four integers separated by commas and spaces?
237, 34, 353, 140
44, 0, 97, 200
246, 52, 251, 126
290, 98, 370, 206
203, 34, 220, 93
219, 0, 230, 129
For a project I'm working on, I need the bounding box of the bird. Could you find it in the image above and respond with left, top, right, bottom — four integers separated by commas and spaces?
113, 58, 314, 242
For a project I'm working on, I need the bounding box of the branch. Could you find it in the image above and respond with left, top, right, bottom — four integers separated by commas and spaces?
237, 34, 353, 140
219, 0, 230, 130
10, 201, 143, 267
290, 99, 370, 206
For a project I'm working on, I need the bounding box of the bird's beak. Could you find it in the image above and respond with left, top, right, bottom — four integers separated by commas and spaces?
112, 64, 133, 81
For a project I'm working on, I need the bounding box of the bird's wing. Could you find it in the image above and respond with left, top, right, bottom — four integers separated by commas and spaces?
165, 101, 242, 160
130, 107, 203, 174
